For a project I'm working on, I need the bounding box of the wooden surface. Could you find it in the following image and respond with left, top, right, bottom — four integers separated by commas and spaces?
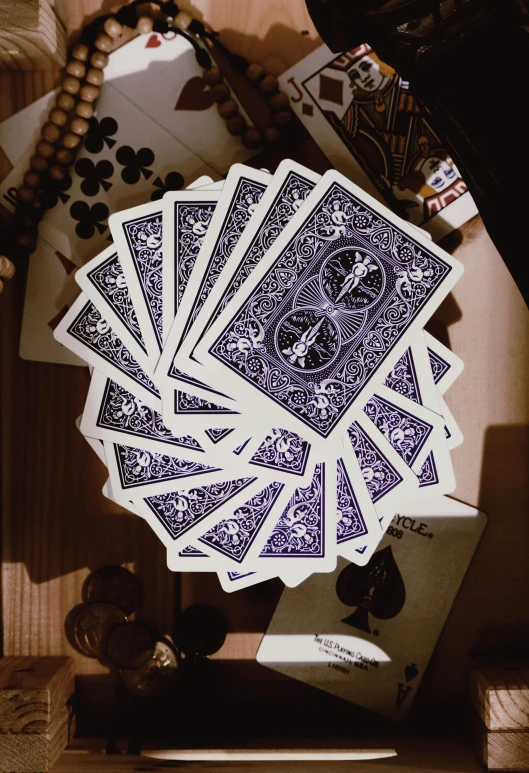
0, 0, 66, 71
0, 656, 75, 772
52, 737, 483, 773
0, 0, 528, 743
469, 658, 529, 731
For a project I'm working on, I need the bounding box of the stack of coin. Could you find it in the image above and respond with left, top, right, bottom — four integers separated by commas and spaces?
72, 565, 178, 697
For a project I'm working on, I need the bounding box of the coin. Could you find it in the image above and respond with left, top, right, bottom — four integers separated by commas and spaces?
74, 603, 127, 659
173, 604, 228, 657
84, 565, 141, 616
107, 621, 154, 670
119, 640, 178, 697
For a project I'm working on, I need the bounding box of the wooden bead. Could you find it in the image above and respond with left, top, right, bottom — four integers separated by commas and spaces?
41, 122, 62, 143
23, 171, 41, 189
29, 155, 49, 172
95, 33, 113, 53
269, 91, 290, 111
263, 125, 281, 143
245, 63, 265, 84
0, 279, 3, 294
49, 107, 69, 127
79, 84, 100, 103
61, 75, 81, 95
0, 256, 15, 280
209, 83, 230, 103
203, 67, 222, 86
17, 186, 37, 204
90, 51, 108, 69
35, 139, 55, 158
86, 67, 104, 87
71, 42, 89, 61
56, 91, 76, 111
66, 60, 86, 79
75, 100, 94, 119
217, 99, 238, 120
55, 148, 75, 166
104, 17, 123, 38
226, 114, 247, 136
61, 132, 82, 149
272, 110, 292, 127
173, 11, 193, 30
136, 15, 154, 34
241, 127, 262, 149
49, 164, 68, 182
259, 75, 279, 95
70, 117, 90, 136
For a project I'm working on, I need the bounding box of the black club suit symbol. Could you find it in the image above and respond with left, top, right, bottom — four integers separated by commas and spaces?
151, 171, 184, 201
116, 146, 155, 184
70, 201, 109, 239
37, 173, 72, 209
75, 158, 114, 197
84, 117, 118, 154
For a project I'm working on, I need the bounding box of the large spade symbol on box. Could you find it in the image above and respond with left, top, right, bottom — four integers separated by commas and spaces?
335, 546, 406, 634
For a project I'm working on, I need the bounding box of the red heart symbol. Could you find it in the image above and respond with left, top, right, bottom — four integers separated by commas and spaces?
174, 76, 214, 112
145, 34, 161, 48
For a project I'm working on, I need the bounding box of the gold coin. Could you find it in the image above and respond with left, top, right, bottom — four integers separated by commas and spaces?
84, 565, 141, 615
74, 603, 127, 659
119, 640, 178, 697
107, 621, 154, 670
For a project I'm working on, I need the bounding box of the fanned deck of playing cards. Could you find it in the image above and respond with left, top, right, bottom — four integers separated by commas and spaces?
54, 157, 466, 590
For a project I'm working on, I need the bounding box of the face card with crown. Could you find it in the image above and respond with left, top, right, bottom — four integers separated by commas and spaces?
278, 43, 478, 239
0, 83, 217, 270
257, 496, 486, 720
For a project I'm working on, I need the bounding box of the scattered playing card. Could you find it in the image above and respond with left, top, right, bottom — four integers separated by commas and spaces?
196, 169, 463, 446
104, 32, 253, 175
257, 496, 486, 719
1, 84, 217, 268
19, 236, 86, 366
53, 156, 466, 590
279, 44, 478, 240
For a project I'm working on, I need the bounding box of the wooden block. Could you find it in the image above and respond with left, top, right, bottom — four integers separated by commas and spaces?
0, 705, 75, 773
472, 709, 529, 771
0, 0, 66, 70
469, 658, 529, 731
0, 656, 74, 733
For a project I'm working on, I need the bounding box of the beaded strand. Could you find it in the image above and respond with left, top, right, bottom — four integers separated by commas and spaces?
1, 0, 293, 283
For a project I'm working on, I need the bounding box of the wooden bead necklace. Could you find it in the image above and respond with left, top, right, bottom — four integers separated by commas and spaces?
1, 0, 293, 293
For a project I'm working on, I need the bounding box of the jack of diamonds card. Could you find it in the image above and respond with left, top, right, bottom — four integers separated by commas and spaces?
257, 496, 486, 720
279, 44, 478, 240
